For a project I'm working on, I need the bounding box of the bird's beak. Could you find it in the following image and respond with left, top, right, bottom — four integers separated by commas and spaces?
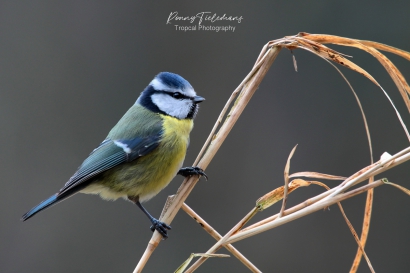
193, 95, 205, 103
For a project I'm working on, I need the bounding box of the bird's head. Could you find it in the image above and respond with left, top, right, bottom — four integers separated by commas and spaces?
137, 72, 205, 119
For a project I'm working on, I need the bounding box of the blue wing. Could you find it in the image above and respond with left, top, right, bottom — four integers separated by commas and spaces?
59, 134, 161, 195
21, 132, 162, 221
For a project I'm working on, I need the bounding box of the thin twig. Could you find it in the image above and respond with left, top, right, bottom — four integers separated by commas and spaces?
181, 203, 262, 273
184, 208, 259, 273
311, 181, 375, 273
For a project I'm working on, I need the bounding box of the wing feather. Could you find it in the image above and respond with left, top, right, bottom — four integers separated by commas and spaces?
58, 132, 162, 196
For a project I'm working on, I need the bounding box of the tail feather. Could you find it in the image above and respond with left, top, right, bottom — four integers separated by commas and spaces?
22, 181, 91, 221
21, 194, 61, 221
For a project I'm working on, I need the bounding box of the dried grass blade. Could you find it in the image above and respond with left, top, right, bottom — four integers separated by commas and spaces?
301, 33, 410, 61
295, 37, 380, 86
359, 40, 410, 61
309, 177, 376, 273
365, 46, 410, 114
350, 177, 374, 273
308, 179, 375, 272
175, 253, 229, 273
294, 39, 410, 142
337, 202, 375, 273
279, 145, 298, 217
299, 33, 410, 114
289, 172, 347, 180
294, 35, 410, 141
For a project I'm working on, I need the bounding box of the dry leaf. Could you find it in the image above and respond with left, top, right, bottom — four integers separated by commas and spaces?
256, 179, 311, 210
175, 253, 230, 273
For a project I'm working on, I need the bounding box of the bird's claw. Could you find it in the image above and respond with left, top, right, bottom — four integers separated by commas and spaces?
178, 166, 208, 180
150, 218, 172, 239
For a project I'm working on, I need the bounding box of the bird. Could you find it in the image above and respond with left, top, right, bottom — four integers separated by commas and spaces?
21, 72, 207, 239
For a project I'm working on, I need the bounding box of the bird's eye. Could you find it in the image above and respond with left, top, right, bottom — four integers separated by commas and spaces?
172, 92, 183, 99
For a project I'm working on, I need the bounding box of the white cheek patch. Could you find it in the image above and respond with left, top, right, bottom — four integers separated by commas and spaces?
113, 140, 132, 154
151, 93, 193, 119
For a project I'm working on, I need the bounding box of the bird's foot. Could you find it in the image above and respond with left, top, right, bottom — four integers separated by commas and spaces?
178, 166, 208, 180
150, 218, 172, 239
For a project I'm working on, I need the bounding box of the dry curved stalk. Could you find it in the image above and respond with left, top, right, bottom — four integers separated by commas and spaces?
384, 181, 410, 195
296, 46, 376, 272
279, 144, 298, 217
299, 33, 410, 113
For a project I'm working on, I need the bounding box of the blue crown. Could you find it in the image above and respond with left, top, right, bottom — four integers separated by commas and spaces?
156, 72, 192, 90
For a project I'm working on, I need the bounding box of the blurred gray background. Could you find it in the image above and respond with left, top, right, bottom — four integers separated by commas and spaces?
1, 1, 409, 272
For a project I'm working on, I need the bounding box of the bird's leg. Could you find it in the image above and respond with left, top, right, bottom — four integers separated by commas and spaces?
178, 166, 208, 180
128, 196, 171, 239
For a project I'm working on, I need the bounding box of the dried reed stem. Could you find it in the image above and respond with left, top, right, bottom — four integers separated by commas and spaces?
133, 46, 281, 273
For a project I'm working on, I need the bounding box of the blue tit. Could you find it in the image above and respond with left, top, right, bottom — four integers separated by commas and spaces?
22, 72, 207, 239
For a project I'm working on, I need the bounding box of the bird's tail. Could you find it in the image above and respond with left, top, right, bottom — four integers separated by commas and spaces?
22, 181, 90, 221
21, 194, 62, 221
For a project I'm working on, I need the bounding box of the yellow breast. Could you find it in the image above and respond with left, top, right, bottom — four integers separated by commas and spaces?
135, 115, 193, 201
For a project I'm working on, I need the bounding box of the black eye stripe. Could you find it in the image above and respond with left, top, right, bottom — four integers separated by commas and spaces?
155, 90, 192, 100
